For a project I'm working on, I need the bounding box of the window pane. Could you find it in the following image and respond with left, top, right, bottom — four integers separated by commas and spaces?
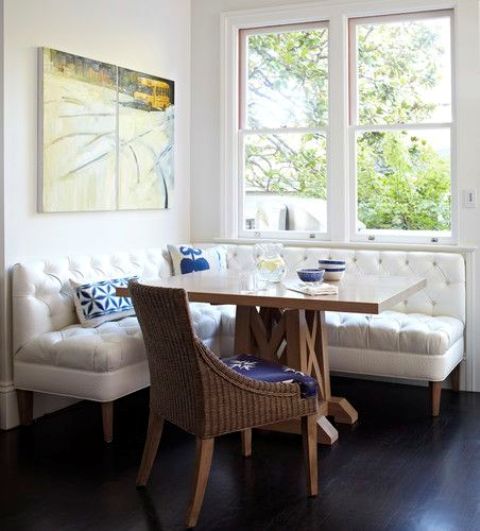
243, 133, 327, 232
356, 129, 451, 232
245, 27, 328, 129
355, 15, 451, 124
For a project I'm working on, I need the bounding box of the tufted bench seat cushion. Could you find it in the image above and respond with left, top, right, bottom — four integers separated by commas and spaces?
218, 306, 464, 381
15, 303, 222, 373
220, 307, 463, 357
326, 311, 463, 356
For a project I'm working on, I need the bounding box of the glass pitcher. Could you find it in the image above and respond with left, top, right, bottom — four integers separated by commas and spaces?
255, 243, 286, 283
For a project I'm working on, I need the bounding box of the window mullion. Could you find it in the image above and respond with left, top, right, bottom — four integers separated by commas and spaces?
328, 13, 349, 241
240, 126, 328, 136
353, 122, 453, 132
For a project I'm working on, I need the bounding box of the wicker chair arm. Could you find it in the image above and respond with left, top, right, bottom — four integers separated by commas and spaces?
195, 339, 300, 398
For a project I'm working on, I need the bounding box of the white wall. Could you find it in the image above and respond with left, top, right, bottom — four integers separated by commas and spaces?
5, 0, 191, 261
0, 0, 191, 427
191, 0, 284, 241
190, 0, 480, 388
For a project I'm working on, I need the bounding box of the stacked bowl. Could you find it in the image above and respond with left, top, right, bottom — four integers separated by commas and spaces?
318, 259, 346, 281
296, 268, 325, 283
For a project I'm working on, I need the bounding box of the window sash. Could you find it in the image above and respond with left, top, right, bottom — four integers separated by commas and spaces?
239, 21, 329, 131
238, 22, 330, 239
348, 10, 455, 243
348, 9, 454, 127
238, 128, 330, 239
349, 124, 453, 243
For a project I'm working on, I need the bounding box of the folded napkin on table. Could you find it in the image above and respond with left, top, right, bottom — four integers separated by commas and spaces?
284, 280, 338, 296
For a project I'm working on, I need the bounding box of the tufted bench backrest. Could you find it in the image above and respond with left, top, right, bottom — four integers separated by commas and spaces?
12, 249, 173, 353
224, 245, 466, 323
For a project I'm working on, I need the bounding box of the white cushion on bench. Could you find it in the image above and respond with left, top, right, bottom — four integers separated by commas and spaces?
15, 303, 222, 373
217, 306, 464, 382
326, 311, 463, 356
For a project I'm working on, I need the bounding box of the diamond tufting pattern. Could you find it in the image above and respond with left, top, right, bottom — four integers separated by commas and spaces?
15, 303, 222, 372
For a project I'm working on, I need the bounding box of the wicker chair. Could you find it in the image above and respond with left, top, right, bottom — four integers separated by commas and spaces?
130, 281, 319, 528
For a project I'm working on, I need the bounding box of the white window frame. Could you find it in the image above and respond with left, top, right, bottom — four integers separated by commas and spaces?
348, 9, 456, 244
221, 0, 458, 245
238, 22, 330, 240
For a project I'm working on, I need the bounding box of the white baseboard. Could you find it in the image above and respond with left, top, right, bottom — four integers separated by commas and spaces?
0, 385, 79, 430
0, 387, 20, 429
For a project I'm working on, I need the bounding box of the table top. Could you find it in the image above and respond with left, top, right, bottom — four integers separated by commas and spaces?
118, 271, 426, 314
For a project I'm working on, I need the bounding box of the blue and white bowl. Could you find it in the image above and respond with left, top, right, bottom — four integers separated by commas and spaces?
296, 268, 325, 283
318, 259, 346, 281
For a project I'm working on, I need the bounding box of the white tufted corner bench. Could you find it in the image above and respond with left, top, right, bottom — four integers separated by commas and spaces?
219, 244, 466, 416
12, 244, 466, 441
12, 249, 230, 442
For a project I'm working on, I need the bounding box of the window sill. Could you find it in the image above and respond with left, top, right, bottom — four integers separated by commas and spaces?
210, 237, 477, 254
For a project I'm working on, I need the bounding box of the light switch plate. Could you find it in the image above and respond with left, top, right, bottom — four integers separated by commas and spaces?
463, 189, 477, 208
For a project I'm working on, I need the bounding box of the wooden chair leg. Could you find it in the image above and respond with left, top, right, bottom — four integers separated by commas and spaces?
429, 381, 442, 417
186, 438, 215, 528
17, 390, 33, 426
101, 401, 114, 443
137, 412, 164, 487
451, 364, 461, 392
241, 429, 252, 457
301, 414, 318, 497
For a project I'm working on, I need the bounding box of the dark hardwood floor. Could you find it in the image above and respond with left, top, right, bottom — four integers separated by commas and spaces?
1, 377, 480, 531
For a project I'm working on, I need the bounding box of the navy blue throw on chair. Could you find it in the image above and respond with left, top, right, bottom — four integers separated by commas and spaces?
223, 354, 318, 398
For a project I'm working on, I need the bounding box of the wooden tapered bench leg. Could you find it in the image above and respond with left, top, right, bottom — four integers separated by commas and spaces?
301, 414, 318, 497
241, 429, 252, 457
186, 438, 215, 528
429, 381, 442, 417
101, 401, 114, 443
17, 390, 33, 426
137, 412, 164, 487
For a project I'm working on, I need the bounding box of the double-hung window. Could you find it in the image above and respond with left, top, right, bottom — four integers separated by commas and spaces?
238, 23, 329, 238
350, 11, 453, 242
230, 7, 454, 243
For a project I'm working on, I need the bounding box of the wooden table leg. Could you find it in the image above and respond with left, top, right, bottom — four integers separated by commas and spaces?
310, 310, 358, 425
234, 305, 256, 355
284, 309, 338, 445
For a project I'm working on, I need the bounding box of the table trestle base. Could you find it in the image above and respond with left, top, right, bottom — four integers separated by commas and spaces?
234, 305, 358, 445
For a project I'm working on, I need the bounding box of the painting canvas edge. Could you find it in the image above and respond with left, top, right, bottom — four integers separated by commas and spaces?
37, 47, 46, 212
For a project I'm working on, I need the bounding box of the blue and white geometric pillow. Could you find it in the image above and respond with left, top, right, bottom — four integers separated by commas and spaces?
168, 245, 227, 276
70, 276, 138, 327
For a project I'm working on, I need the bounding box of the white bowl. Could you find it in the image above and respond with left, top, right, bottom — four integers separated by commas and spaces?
318, 259, 346, 281
323, 270, 345, 281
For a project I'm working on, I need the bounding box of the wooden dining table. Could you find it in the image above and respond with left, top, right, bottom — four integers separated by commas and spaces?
117, 271, 426, 445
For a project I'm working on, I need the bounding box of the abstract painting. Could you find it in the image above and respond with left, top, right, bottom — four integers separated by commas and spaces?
38, 48, 174, 212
